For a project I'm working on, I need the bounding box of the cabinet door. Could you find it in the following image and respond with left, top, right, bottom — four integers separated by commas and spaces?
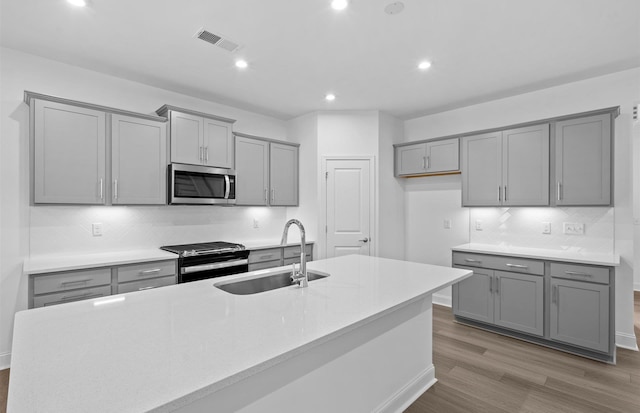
235, 136, 269, 205
269, 143, 298, 206
203, 117, 233, 168
112, 115, 167, 205
493, 271, 544, 336
170, 111, 203, 165
549, 278, 609, 353
461, 131, 502, 206
426, 138, 459, 173
555, 114, 611, 206
502, 124, 549, 206
452, 266, 494, 323
396, 143, 427, 175
33, 100, 106, 204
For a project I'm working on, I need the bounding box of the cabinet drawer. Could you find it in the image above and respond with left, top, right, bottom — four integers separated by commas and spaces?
452, 252, 543, 275
283, 245, 313, 259
284, 255, 312, 266
33, 285, 112, 308
249, 248, 283, 264
116, 260, 176, 283
550, 263, 610, 285
248, 260, 281, 272
33, 268, 112, 295
117, 275, 176, 294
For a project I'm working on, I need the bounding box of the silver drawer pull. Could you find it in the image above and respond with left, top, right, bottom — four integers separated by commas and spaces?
137, 286, 157, 291
564, 271, 591, 277
259, 254, 274, 259
61, 278, 92, 286
505, 263, 528, 269
60, 292, 101, 301
140, 268, 161, 275
464, 259, 481, 263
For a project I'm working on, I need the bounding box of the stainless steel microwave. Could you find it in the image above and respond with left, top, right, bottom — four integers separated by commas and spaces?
168, 163, 236, 205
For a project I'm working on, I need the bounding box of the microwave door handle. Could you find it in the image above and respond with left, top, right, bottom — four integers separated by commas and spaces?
224, 175, 230, 199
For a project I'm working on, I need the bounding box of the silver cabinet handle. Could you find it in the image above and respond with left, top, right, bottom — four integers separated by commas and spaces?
260, 254, 274, 259
564, 271, 591, 277
422, 156, 426, 169
489, 275, 493, 293
505, 263, 528, 269
495, 277, 500, 294
426, 156, 430, 169
557, 182, 562, 201
498, 186, 501, 202
114, 179, 118, 200
359, 237, 369, 243
61, 278, 92, 286
264, 188, 268, 203
504, 186, 507, 202
271, 188, 275, 202
205, 146, 209, 162
137, 286, 157, 291
552, 285, 558, 304
140, 268, 161, 275
465, 258, 481, 263
99, 178, 104, 200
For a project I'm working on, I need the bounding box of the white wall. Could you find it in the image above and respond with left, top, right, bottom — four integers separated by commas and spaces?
0, 47, 290, 368
404, 67, 640, 348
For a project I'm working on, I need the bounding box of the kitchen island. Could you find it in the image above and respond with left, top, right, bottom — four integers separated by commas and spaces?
8, 255, 471, 412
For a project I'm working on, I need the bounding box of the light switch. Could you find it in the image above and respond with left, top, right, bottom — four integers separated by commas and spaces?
475, 220, 483, 231
563, 222, 584, 235
542, 222, 551, 234
443, 219, 452, 229
92, 223, 103, 237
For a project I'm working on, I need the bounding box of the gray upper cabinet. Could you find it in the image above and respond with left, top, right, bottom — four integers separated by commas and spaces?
235, 134, 299, 207
235, 136, 269, 205
395, 138, 459, 176
462, 124, 549, 207
554, 113, 611, 206
502, 124, 549, 206
269, 143, 299, 206
33, 99, 107, 204
111, 115, 167, 205
461, 131, 502, 206
158, 106, 234, 169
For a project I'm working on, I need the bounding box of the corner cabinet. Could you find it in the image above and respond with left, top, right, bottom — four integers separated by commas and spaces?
33, 99, 107, 204
554, 113, 611, 206
156, 105, 235, 169
395, 138, 459, 177
234, 133, 299, 206
461, 124, 549, 207
29, 93, 168, 205
452, 251, 615, 363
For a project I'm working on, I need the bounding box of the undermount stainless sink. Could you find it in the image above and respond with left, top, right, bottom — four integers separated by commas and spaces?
215, 269, 330, 295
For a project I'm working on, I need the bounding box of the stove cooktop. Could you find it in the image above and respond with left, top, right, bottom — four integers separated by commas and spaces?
160, 241, 245, 257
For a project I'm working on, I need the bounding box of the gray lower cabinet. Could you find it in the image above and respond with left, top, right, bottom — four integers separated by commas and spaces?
248, 244, 314, 272
554, 113, 611, 206
452, 251, 614, 362
29, 259, 177, 308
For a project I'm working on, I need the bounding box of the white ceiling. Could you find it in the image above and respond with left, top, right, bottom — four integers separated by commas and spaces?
1, 0, 639, 120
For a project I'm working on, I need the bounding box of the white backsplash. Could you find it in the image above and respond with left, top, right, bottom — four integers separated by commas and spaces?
469, 207, 614, 254
29, 205, 290, 256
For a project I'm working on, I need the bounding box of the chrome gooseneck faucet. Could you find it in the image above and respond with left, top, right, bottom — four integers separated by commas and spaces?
281, 219, 308, 288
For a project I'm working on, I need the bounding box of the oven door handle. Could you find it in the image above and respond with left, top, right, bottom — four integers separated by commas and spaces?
224, 175, 230, 199
181, 258, 248, 274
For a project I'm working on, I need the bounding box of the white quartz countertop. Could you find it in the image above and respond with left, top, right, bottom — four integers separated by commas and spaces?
452, 243, 620, 266
23, 249, 180, 275
8, 255, 471, 413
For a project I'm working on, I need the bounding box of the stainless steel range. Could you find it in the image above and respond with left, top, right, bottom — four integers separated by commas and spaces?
160, 241, 249, 283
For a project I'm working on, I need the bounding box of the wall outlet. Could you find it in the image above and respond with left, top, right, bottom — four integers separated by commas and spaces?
563, 222, 584, 235
542, 222, 551, 234
443, 219, 452, 229
253, 218, 260, 229
92, 223, 103, 237
475, 220, 483, 231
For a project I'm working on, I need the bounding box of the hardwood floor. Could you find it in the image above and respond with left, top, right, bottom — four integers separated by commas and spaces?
1, 293, 639, 413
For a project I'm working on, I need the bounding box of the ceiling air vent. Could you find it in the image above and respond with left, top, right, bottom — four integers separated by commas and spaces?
194, 28, 241, 53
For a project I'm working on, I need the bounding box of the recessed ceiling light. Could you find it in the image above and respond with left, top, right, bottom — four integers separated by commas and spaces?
325, 93, 336, 101
235, 60, 248, 69
331, 0, 348, 11
67, 0, 87, 7
418, 61, 432, 70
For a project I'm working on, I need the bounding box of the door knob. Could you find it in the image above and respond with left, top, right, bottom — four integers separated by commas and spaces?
359, 237, 369, 243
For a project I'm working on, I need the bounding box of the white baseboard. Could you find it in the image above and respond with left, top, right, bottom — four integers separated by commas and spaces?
432, 293, 451, 308
616, 331, 639, 351
376, 365, 437, 413
0, 352, 11, 370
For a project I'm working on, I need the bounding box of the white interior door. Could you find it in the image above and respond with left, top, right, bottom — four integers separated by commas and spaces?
325, 158, 372, 258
